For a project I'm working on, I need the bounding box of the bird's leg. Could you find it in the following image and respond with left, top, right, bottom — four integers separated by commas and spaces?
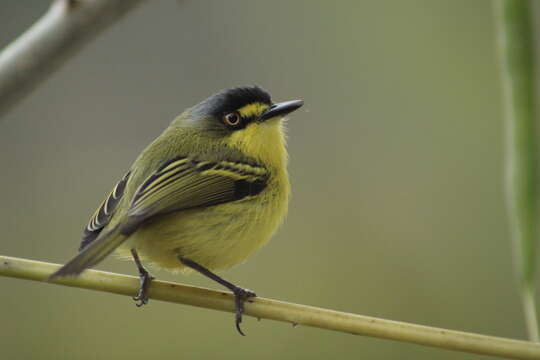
131, 249, 154, 307
179, 256, 256, 336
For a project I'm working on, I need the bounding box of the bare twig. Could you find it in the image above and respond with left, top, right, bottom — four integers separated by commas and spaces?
0, 0, 146, 118
1, 255, 540, 360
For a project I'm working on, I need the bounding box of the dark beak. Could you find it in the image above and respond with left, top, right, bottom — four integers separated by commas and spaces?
260, 100, 304, 121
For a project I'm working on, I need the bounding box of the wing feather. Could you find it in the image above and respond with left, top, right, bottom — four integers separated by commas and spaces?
120, 156, 268, 235
80, 171, 131, 250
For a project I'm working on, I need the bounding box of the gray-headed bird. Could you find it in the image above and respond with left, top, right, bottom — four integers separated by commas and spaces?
49, 86, 303, 335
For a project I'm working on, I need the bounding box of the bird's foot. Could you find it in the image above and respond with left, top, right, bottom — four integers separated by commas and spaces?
232, 286, 257, 336
177, 256, 256, 335
133, 269, 154, 307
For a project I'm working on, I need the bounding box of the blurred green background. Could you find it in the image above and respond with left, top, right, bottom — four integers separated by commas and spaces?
0, 1, 537, 359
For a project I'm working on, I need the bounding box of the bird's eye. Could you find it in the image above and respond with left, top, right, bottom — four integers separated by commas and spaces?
223, 112, 241, 127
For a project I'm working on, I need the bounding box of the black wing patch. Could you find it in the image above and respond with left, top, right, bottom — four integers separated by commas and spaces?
80, 171, 131, 250
120, 156, 268, 235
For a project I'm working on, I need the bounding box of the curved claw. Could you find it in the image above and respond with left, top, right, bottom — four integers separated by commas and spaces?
133, 295, 149, 307
133, 271, 154, 308
232, 287, 257, 336
177, 256, 258, 335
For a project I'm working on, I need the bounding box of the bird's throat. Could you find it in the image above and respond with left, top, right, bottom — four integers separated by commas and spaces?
226, 121, 288, 171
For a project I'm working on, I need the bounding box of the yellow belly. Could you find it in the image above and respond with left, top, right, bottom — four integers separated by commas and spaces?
116, 176, 288, 272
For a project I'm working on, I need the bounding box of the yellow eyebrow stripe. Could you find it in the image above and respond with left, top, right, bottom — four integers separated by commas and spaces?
237, 102, 270, 118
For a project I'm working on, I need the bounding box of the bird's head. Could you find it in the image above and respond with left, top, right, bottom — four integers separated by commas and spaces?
177, 86, 303, 167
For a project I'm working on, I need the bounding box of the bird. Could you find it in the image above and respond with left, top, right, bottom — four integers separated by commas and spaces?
49, 86, 303, 335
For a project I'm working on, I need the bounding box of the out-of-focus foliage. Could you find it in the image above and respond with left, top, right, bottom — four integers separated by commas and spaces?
0, 1, 535, 359
494, 0, 539, 341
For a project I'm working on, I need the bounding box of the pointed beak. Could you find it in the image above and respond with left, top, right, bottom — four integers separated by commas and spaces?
260, 100, 304, 121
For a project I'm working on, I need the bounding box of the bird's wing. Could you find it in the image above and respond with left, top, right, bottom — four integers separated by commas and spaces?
80, 171, 131, 250
120, 156, 269, 235
49, 156, 268, 279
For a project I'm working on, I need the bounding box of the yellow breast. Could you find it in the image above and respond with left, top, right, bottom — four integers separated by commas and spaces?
118, 120, 290, 272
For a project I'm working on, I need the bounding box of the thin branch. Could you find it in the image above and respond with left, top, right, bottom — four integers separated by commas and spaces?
0, 0, 146, 118
494, 0, 540, 342
1, 255, 540, 360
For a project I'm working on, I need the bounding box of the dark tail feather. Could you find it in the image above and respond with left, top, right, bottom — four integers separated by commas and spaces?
49, 226, 127, 280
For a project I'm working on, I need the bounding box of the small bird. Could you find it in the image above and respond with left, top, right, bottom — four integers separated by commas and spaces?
49, 86, 303, 335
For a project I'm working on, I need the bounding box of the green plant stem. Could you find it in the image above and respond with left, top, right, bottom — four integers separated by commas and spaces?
524, 285, 540, 342
494, 0, 539, 342
1, 255, 540, 360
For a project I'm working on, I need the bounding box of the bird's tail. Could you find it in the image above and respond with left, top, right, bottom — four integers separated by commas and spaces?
49, 225, 128, 280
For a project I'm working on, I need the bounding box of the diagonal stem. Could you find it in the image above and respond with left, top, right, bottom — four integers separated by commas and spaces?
2, 255, 540, 360
0, 0, 147, 118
